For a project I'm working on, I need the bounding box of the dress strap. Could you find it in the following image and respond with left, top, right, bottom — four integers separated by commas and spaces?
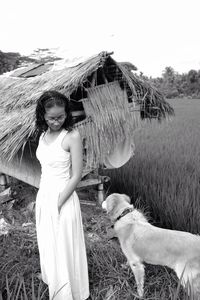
56, 129, 68, 147
39, 132, 45, 141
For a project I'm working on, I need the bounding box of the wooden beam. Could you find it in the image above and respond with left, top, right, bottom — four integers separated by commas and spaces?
0, 145, 109, 193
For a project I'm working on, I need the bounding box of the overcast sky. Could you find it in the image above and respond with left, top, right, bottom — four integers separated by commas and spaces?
1, 0, 200, 77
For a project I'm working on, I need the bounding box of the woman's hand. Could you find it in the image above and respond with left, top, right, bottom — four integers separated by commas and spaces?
58, 191, 66, 214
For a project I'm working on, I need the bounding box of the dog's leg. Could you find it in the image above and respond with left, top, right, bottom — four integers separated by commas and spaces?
191, 274, 200, 298
175, 259, 200, 298
129, 260, 145, 298
121, 245, 144, 297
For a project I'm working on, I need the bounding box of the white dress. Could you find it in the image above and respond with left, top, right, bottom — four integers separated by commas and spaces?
35, 129, 89, 300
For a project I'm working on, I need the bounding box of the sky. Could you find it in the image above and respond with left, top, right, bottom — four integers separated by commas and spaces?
1, 0, 200, 77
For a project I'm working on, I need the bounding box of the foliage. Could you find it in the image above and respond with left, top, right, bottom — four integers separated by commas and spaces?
0, 48, 61, 75
149, 67, 200, 99
0, 50, 35, 75
0, 51, 19, 74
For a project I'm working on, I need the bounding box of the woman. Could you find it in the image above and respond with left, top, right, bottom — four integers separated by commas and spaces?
35, 90, 89, 300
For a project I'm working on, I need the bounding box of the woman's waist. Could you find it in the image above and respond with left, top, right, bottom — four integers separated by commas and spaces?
39, 174, 70, 188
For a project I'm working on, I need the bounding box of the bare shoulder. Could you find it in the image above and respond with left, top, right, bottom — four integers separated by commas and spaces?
62, 129, 81, 151
69, 129, 81, 139
66, 129, 81, 142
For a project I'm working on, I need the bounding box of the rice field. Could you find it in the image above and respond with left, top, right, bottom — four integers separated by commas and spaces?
104, 98, 200, 233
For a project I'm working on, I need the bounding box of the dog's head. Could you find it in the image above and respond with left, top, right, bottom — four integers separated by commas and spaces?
102, 193, 133, 221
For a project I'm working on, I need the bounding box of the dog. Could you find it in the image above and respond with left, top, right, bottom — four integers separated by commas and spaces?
102, 193, 200, 298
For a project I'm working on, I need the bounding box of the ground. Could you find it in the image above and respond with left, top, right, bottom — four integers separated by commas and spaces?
0, 178, 115, 299
0, 178, 185, 300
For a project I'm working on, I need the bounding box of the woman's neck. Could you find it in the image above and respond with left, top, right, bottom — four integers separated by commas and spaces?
47, 127, 63, 135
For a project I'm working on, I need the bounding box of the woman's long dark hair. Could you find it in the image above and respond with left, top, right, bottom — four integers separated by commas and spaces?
35, 90, 74, 134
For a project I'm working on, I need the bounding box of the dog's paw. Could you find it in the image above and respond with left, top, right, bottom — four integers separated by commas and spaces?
137, 286, 144, 298
121, 261, 129, 269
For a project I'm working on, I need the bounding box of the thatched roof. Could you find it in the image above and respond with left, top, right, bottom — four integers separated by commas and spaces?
0, 51, 174, 170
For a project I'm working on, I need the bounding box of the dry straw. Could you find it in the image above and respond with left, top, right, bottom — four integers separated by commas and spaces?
79, 81, 134, 167
0, 51, 174, 168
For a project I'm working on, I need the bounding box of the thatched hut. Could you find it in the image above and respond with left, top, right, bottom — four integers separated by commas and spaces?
0, 51, 174, 193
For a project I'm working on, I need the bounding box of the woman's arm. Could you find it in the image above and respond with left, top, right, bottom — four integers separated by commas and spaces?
58, 130, 83, 213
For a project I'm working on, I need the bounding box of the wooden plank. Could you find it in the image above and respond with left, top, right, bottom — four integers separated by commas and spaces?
0, 148, 41, 188
0, 188, 12, 204
77, 178, 102, 188
0, 144, 98, 189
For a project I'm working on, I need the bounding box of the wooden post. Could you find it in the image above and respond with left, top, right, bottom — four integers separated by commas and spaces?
0, 173, 7, 191
97, 183, 104, 205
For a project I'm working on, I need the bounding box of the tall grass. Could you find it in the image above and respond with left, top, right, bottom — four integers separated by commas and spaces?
0, 275, 48, 300
103, 99, 200, 233
0, 235, 193, 300
0, 204, 190, 300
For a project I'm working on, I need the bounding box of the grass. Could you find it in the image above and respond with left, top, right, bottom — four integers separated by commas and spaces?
103, 98, 200, 233
1, 98, 200, 299
0, 205, 188, 300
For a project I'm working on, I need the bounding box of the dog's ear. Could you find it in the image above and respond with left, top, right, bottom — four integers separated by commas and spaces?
122, 194, 131, 204
102, 200, 107, 210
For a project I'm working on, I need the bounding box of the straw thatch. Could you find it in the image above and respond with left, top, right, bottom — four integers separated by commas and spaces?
116, 63, 174, 120
0, 51, 174, 171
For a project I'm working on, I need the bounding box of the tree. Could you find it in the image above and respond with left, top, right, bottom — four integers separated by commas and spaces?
0, 48, 62, 75
0, 50, 37, 75
0, 51, 20, 74
186, 69, 200, 96
162, 66, 176, 84
160, 67, 179, 98
187, 69, 198, 84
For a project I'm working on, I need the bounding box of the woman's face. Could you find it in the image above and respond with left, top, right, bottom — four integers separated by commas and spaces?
44, 105, 66, 131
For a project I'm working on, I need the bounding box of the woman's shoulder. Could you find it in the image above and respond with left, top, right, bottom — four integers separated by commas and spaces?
62, 129, 81, 151
64, 129, 80, 140
38, 131, 45, 140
